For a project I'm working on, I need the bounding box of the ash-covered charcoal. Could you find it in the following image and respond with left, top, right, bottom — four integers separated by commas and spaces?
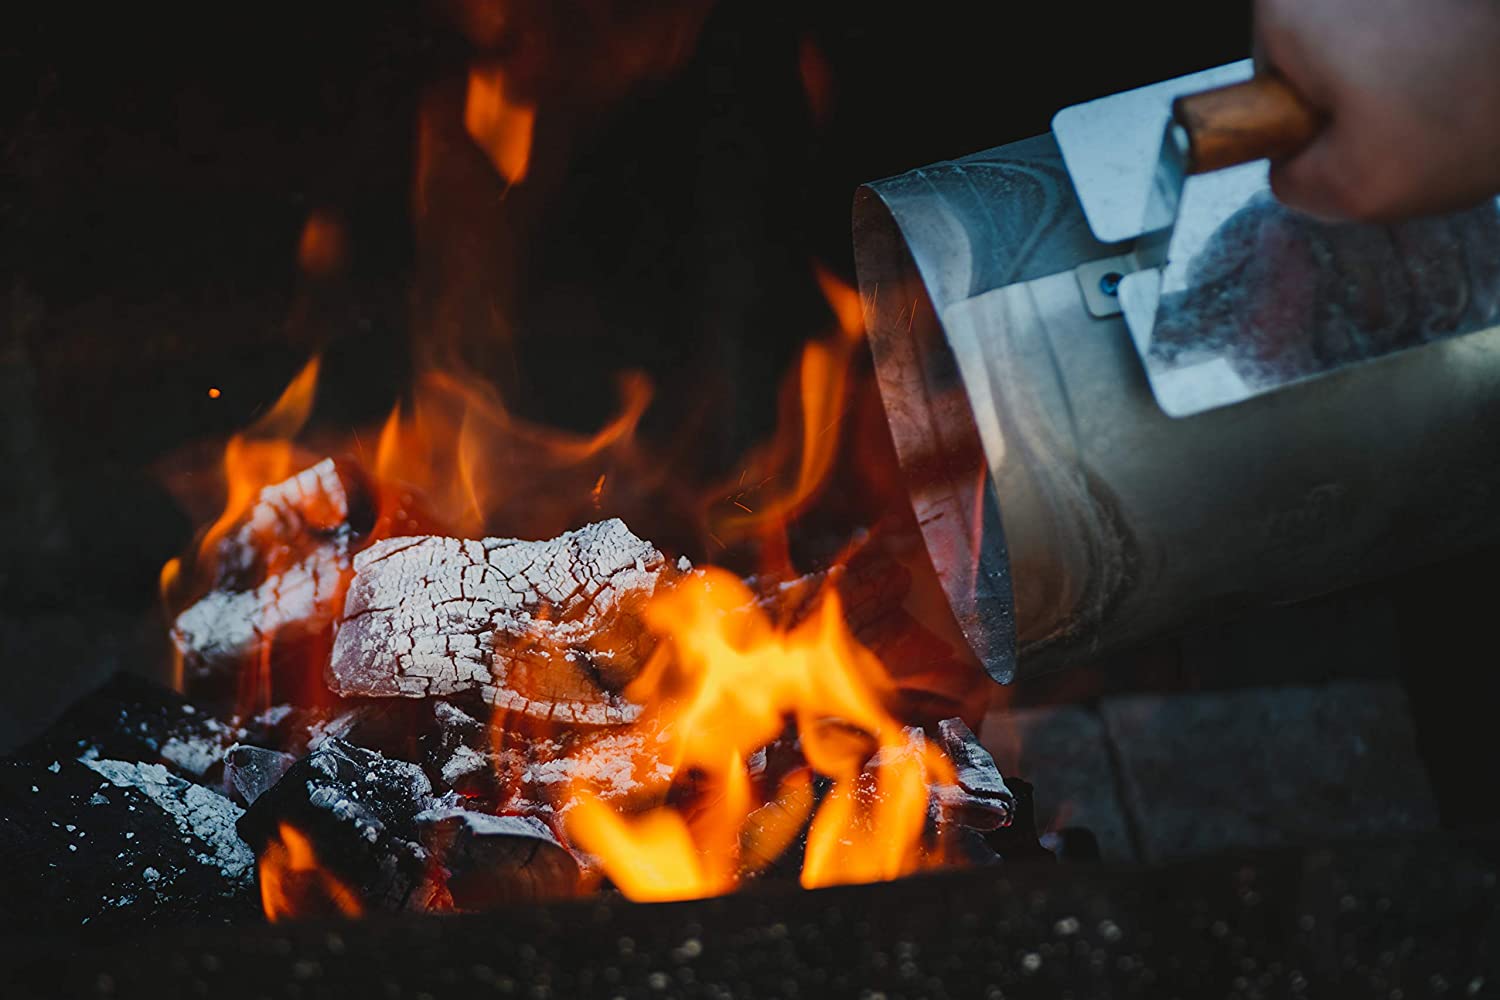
419, 699, 494, 796
328, 519, 686, 726
222, 745, 297, 807
520, 728, 673, 817
15, 671, 243, 783
417, 805, 580, 907
304, 698, 437, 763
238, 738, 435, 910
0, 755, 257, 931
930, 718, 1014, 832
172, 458, 354, 685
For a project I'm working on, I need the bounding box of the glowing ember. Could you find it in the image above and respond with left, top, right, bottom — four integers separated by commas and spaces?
258, 822, 363, 922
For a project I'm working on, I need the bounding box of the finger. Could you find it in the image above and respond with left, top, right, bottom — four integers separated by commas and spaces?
1268, 135, 1363, 222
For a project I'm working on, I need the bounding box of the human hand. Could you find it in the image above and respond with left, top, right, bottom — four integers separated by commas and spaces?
1256, 0, 1500, 221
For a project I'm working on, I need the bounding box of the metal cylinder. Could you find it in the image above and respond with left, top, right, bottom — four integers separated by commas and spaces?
854, 133, 1500, 683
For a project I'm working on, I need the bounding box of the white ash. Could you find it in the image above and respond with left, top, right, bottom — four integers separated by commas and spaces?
440, 745, 490, 786
173, 555, 347, 671
159, 736, 226, 778
172, 459, 352, 676
254, 704, 296, 729
415, 806, 561, 846
328, 519, 685, 726
81, 758, 254, 882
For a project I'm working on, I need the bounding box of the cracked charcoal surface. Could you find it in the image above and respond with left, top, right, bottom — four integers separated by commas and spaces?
328, 519, 680, 726
173, 459, 353, 681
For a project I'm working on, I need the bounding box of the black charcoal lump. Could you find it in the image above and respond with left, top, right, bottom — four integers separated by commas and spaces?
238, 738, 436, 910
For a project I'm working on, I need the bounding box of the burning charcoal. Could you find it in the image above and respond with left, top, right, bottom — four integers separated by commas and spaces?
419, 699, 492, 790
931, 718, 1014, 832
418, 806, 580, 907
305, 698, 435, 762
739, 767, 824, 880
0, 755, 257, 931
328, 520, 685, 725
16, 671, 242, 783
521, 729, 672, 816
172, 458, 353, 687
238, 738, 435, 911
223, 745, 297, 807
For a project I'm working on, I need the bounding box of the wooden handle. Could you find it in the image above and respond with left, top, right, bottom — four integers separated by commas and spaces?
1173, 75, 1324, 175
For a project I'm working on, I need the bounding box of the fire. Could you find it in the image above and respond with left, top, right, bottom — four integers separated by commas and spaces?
156, 6, 994, 921
369, 367, 652, 541
258, 822, 363, 922
197, 356, 321, 564
709, 264, 867, 563
564, 569, 955, 900
464, 65, 536, 186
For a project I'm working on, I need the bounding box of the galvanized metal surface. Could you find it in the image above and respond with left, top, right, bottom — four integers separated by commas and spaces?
1058, 62, 1500, 417
10, 836, 1498, 999
855, 126, 1500, 682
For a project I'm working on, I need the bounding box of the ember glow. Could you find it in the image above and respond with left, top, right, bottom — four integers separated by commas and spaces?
565, 569, 957, 899
258, 822, 363, 922
198, 356, 321, 565
151, 4, 1007, 923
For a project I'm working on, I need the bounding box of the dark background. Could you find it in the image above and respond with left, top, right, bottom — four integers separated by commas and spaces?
0, 0, 1253, 614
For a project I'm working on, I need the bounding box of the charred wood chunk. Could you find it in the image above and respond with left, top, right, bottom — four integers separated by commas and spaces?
328, 519, 684, 726
172, 459, 353, 685
419, 699, 495, 795
418, 806, 580, 908
238, 739, 435, 911
305, 698, 439, 764
931, 718, 1014, 832
0, 755, 257, 931
223, 745, 297, 807
16, 672, 242, 783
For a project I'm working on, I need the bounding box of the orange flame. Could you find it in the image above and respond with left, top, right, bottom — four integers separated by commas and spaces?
709, 264, 867, 561
464, 65, 536, 185
369, 368, 652, 541
564, 569, 954, 900
196, 356, 322, 564
258, 822, 363, 922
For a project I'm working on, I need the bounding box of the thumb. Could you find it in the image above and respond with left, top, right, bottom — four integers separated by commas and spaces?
1268, 129, 1368, 222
